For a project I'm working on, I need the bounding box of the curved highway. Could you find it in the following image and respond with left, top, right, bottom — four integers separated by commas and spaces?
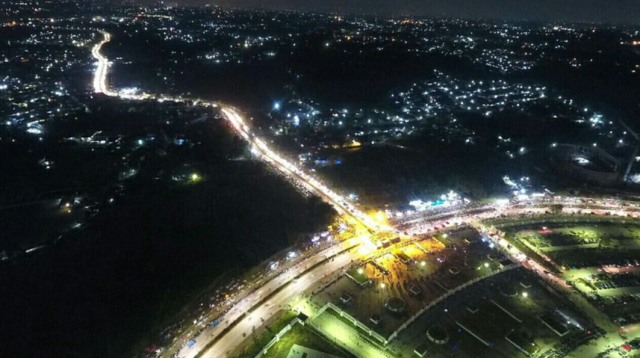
92, 31, 383, 233
91, 31, 381, 357
90, 31, 640, 358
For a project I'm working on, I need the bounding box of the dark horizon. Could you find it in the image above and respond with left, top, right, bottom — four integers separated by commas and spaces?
149, 0, 640, 25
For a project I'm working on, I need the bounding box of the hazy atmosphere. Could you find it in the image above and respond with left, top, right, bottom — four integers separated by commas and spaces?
172, 0, 640, 23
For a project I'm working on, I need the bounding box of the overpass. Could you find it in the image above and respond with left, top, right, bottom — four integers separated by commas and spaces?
90, 31, 640, 358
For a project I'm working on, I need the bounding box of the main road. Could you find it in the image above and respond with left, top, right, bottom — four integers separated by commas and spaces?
92, 31, 383, 234
220, 107, 388, 233
91, 31, 381, 357
185, 238, 361, 358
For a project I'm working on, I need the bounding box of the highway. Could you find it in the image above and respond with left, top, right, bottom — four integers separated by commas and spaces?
91, 32, 116, 96
183, 238, 361, 358
91, 31, 381, 357
175, 201, 640, 357
91, 31, 640, 358
92, 31, 381, 233
220, 107, 387, 233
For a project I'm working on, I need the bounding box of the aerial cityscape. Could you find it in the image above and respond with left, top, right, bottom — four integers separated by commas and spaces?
2, 1, 640, 357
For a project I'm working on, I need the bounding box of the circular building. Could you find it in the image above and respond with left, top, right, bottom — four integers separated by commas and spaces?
426, 325, 450, 345
499, 285, 518, 298
549, 144, 621, 186
385, 297, 406, 313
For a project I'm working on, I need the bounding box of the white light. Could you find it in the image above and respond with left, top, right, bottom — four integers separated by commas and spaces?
120, 87, 139, 95
574, 156, 590, 166
93, 31, 387, 234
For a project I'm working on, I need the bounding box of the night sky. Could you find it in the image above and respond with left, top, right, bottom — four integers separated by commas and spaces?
164, 0, 640, 24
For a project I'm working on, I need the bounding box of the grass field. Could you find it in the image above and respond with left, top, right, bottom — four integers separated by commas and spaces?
230, 310, 299, 358
346, 266, 373, 286
495, 218, 640, 324
264, 323, 350, 357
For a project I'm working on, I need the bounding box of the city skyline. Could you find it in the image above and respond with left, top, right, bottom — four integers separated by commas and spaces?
157, 0, 640, 24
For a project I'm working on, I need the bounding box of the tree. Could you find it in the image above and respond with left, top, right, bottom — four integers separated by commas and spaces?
549, 204, 563, 215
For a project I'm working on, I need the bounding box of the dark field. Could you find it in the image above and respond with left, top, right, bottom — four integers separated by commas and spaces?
0, 101, 333, 358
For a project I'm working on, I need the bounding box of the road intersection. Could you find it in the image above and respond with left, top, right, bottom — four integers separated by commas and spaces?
91, 31, 640, 358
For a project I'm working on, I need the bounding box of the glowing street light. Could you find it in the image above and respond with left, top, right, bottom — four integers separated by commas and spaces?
522, 292, 528, 298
